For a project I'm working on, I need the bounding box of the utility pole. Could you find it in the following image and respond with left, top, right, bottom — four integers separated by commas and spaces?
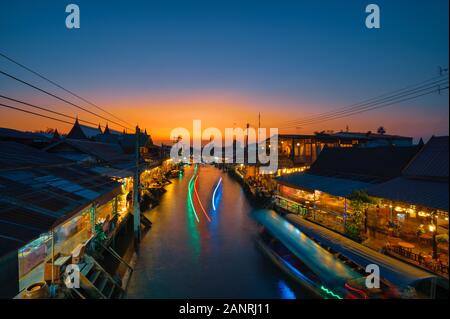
245, 122, 249, 164
257, 113, 261, 177
133, 125, 141, 247
258, 112, 261, 131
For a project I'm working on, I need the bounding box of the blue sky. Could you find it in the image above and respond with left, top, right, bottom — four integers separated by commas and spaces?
0, 0, 448, 141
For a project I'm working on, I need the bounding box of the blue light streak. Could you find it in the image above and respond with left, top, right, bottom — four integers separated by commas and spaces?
212, 177, 222, 211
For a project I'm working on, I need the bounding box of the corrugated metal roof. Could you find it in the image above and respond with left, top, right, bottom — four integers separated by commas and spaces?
367, 177, 449, 211
90, 166, 133, 178
0, 142, 121, 257
276, 173, 371, 197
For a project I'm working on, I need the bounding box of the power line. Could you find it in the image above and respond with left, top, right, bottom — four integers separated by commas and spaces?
0, 52, 134, 128
289, 78, 448, 127
0, 94, 101, 128
280, 85, 449, 129
278, 78, 448, 128
0, 69, 133, 131
277, 73, 449, 127
0, 102, 74, 126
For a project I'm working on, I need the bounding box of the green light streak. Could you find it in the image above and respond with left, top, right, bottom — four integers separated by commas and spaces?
320, 286, 343, 299
188, 173, 200, 223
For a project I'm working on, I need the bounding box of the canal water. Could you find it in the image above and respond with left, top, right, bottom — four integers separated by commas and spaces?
126, 165, 312, 298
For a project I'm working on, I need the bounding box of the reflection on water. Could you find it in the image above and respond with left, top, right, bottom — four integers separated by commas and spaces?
126, 165, 312, 299
186, 192, 201, 261
278, 280, 296, 299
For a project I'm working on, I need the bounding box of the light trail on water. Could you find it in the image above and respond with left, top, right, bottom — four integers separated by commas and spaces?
188, 173, 200, 223
212, 177, 222, 211
194, 175, 211, 222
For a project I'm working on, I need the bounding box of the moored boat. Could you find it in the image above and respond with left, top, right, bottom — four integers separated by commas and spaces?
253, 211, 400, 299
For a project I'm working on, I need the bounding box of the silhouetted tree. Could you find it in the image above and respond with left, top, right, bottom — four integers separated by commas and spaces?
377, 126, 386, 135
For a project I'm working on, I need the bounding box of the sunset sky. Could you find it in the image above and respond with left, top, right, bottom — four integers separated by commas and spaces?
0, 0, 448, 143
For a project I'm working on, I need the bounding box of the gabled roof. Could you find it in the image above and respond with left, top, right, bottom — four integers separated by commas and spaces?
94, 132, 120, 145
367, 177, 448, 211
44, 139, 133, 163
119, 133, 150, 153
0, 127, 49, 141
52, 129, 61, 141
0, 142, 120, 257
402, 136, 449, 181
309, 146, 420, 183
367, 136, 449, 210
66, 119, 102, 140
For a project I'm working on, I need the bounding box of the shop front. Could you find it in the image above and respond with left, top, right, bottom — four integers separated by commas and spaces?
277, 184, 349, 234
17, 187, 130, 291
366, 199, 449, 277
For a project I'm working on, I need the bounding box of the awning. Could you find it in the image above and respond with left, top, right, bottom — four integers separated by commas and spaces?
367, 177, 449, 211
276, 173, 371, 197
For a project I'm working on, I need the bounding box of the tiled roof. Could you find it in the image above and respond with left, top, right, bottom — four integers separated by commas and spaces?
309, 146, 420, 183
45, 139, 133, 163
119, 133, 150, 153
367, 177, 449, 211
403, 136, 449, 180
66, 120, 102, 140
331, 132, 412, 141
367, 136, 449, 210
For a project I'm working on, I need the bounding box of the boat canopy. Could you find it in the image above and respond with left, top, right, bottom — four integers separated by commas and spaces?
253, 210, 362, 290
284, 214, 440, 289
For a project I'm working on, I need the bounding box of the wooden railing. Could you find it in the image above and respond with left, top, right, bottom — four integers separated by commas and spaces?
388, 246, 449, 276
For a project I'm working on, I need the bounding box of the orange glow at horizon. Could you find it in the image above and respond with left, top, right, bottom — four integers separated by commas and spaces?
0, 91, 447, 143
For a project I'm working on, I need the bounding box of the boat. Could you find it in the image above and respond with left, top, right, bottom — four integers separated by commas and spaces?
242, 184, 272, 208
253, 210, 400, 299
168, 169, 182, 178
